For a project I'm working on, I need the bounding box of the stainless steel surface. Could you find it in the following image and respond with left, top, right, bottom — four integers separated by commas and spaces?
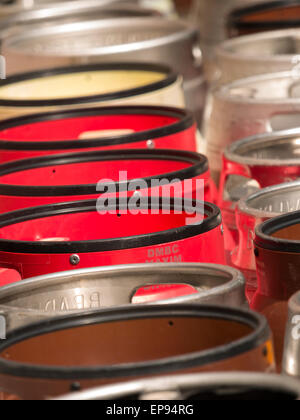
2, 17, 204, 121
3, 17, 201, 79
226, 129, 300, 167
204, 71, 300, 185
0, 1, 158, 40
283, 291, 300, 378
217, 29, 300, 84
54, 372, 300, 400
239, 180, 300, 220
0, 263, 247, 331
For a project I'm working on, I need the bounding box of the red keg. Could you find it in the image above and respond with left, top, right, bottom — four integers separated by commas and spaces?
0, 148, 214, 213
0, 198, 225, 285
0, 106, 197, 164
218, 132, 300, 260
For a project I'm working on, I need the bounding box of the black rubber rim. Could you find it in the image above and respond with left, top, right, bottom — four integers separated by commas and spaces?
0, 63, 177, 107
255, 210, 300, 252
0, 304, 270, 381
0, 149, 207, 196
0, 198, 222, 253
229, 0, 300, 30
0, 105, 194, 151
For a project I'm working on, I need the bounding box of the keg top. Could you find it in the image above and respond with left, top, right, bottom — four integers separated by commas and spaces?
218, 28, 300, 61
239, 180, 300, 219
0, 304, 269, 381
225, 129, 300, 166
0, 63, 178, 107
55, 372, 300, 400
0, 198, 221, 254
0, 263, 245, 313
255, 209, 300, 251
2, 18, 200, 78
216, 71, 300, 103
0, 148, 208, 196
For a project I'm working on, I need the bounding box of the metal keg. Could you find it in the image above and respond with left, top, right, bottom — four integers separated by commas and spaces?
0, 304, 274, 399
228, 0, 300, 37
204, 71, 300, 187
0, 263, 247, 332
0, 106, 197, 164
55, 372, 300, 400
283, 290, 300, 378
0, 148, 214, 213
217, 28, 300, 84
190, 0, 271, 82
0, 198, 225, 284
235, 181, 300, 299
254, 210, 300, 366
1, 18, 205, 123
218, 130, 300, 263
0, 63, 185, 120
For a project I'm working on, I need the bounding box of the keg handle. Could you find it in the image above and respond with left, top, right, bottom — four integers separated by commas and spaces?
218, 157, 253, 207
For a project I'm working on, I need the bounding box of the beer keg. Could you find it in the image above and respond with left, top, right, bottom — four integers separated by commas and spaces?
0, 198, 225, 284
254, 210, 300, 366
283, 290, 300, 378
0, 63, 185, 121
218, 130, 300, 260
191, 0, 271, 82
55, 372, 300, 400
2, 18, 205, 123
0, 106, 197, 164
217, 28, 300, 84
228, 1, 300, 37
0, 149, 214, 213
234, 181, 300, 299
0, 263, 247, 332
0, 304, 274, 399
205, 71, 300, 187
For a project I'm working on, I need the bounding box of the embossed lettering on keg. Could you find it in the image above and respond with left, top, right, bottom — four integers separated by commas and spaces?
0, 263, 247, 331
217, 28, 300, 85
0, 304, 274, 399
0, 198, 225, 285
0, 63, 185, 120
55, 372, 300, 400
204, 71, 300, 187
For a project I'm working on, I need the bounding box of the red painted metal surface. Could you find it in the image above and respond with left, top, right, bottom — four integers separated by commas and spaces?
0, 106, 197, 164
0, 199, 225, 286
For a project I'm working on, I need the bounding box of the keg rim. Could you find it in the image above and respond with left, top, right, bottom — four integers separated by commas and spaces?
225, 129, 300, 166
255, 209, 300, 252
2, 17, 198, 59
214, 71, 300, 105
0, 304, 270, 380
238, 180, 300, 219
0, 198, 222, 253
0, 263, 245, 311
0, 148, 208, 196
0, 63, 179, 107
0, 105, 194, 151
228, 1, 300, 33
55, 372, 300, 400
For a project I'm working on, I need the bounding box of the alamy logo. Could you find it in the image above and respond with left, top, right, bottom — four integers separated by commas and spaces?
0, 56, 6, 80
